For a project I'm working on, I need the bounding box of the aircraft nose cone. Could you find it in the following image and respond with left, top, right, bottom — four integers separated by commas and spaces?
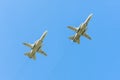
44, 30, 48, 34
90, 13, 93, 16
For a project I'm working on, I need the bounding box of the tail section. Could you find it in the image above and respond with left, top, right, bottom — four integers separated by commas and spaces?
76, 39, 80, 44
69, 36, 80, 44
24, 52, 36, 60
69, 36, 74, 40
24, 52, 31, 57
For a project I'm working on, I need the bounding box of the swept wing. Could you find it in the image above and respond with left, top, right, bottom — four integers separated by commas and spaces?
68, 26, 78, 32
38, 49, 47, 56
23, 43, 33, 48
83, 33, 91, 40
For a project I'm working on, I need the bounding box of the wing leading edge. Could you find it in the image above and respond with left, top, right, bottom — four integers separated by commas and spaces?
37, 49, 47, 56
83, 33, 91, 40
23, 42, 33, 48
68, 26, 78, 32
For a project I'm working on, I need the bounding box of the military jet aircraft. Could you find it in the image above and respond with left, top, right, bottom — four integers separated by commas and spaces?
23, 31, 47, 60
68, 13, 93, 44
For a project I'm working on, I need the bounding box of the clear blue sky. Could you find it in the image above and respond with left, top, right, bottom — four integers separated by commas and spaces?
0, 0, 120, 80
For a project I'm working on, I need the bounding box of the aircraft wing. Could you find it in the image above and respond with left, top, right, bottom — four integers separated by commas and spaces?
37, 49, 47, 56
23, 42, 33, 48
68, 26, 78, 32
83, 33, 91, 40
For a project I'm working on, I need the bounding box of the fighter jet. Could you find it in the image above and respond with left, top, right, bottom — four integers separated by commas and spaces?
23, 31, 47, 60
68, 13, 93, 44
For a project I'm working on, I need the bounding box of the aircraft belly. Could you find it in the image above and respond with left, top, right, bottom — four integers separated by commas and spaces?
36, 40, 42, 46
31, 44, 40, 56
30, 49, 36, 57
74, 34, 80, 41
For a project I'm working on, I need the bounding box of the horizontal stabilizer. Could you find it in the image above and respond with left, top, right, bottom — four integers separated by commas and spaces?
68, 26, 78, 32
69, 36, 74, 40
24, 52, 31, 57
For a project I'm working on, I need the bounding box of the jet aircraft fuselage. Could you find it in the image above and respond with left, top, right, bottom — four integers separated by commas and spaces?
73, 21, 89, 41
23, 30, 47, 60
29, 31, 47, 58
68, 13, 93, 44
